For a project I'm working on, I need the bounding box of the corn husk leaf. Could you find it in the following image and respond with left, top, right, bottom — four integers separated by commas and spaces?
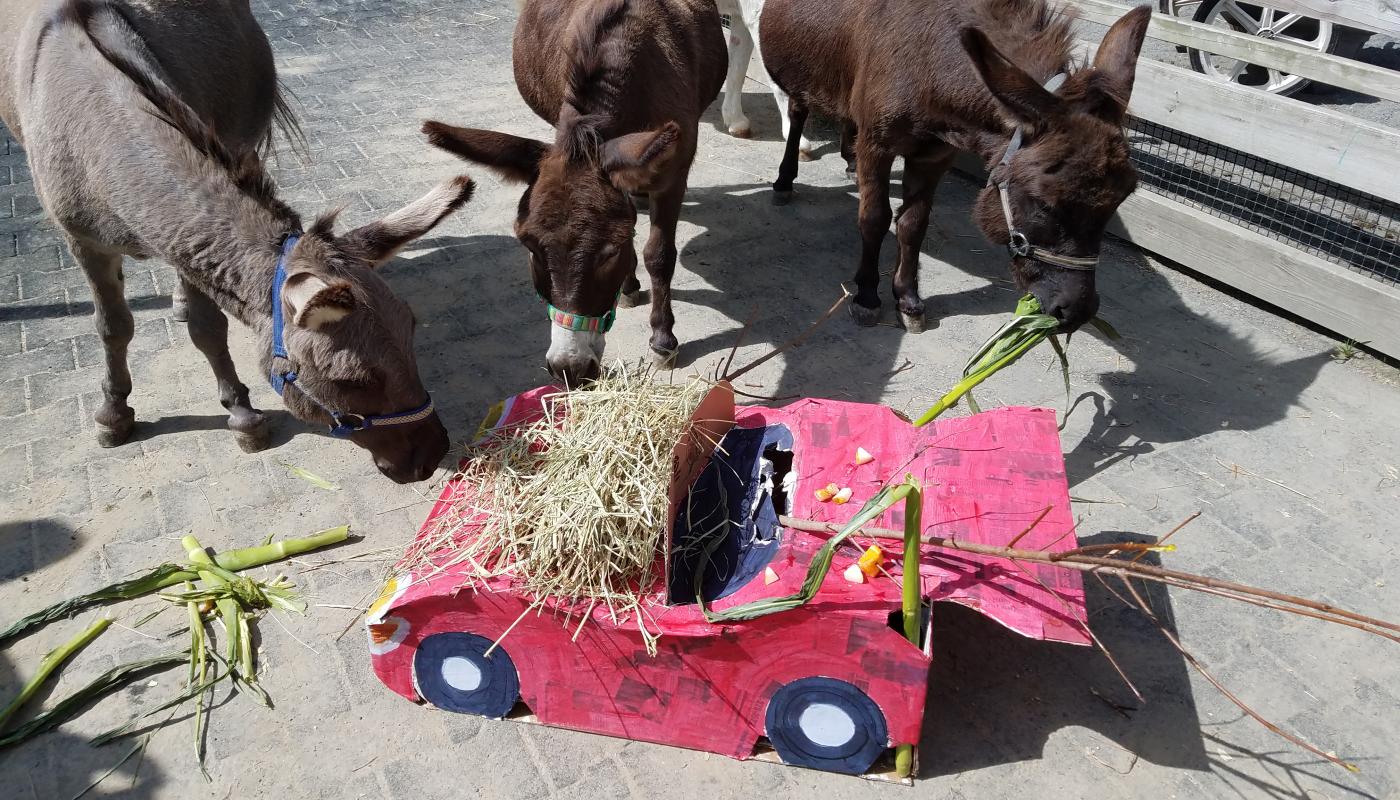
0, 618, 112, 732
279, 462, 340, 491
0, 651, 186, 749
1, 527, 347, 645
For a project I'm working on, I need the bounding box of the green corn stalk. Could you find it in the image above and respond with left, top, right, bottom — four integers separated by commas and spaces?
181, 537, 246, 686
894, 484, 923, 779
699, 476, 922, 622
0, 651, 186, 749
915, 295, 1061, 425
1, 526, 349, 644
0, 618, 111, 733
913, 295, 1124, 426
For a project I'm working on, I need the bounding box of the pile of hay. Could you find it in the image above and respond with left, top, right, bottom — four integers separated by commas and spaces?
401, 365, 716, 649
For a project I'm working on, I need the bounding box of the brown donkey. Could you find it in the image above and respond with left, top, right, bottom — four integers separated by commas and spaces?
423, 0, 726, 386
760, 0, 1151, 333
1, 0, 474, 483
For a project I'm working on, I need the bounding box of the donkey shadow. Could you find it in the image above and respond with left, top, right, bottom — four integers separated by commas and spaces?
669, 172, 1331, 487
0, 518, 170, 798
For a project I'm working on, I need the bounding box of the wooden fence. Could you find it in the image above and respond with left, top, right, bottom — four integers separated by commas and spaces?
1066, 0, 1400, 358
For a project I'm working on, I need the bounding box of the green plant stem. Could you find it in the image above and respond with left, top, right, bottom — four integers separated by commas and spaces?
894, 486, 923, 780
914, 332, 1047, 426
180, 537, 242, 676
1, 527, 350, 644
0, 618, 111, 732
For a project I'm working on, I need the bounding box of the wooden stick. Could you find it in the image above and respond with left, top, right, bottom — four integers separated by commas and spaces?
1113, 575, 1358, 773
777, 515, 1400, 638
724, 288, 851, 382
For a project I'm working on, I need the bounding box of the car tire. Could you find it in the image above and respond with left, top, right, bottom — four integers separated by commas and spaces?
413, 632, 520, 719
764, 677, 889, 775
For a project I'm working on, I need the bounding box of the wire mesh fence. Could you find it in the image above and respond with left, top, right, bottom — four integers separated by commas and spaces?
1125, 117, 1400, 286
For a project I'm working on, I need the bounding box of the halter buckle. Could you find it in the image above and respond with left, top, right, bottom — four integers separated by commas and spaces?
1007, 231, 1033, 258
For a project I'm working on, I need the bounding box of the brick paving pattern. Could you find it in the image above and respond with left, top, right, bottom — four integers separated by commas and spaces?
1, 1, 1397, 798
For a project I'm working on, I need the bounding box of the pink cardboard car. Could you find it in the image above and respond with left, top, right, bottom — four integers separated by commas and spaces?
368, 384, 1088, 778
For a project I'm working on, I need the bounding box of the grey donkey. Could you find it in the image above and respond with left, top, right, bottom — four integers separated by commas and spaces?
0, 0, 476, 483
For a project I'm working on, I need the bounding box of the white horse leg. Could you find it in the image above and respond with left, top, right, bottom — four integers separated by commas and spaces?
772, 83, 813, 160
721, 5, 755, 138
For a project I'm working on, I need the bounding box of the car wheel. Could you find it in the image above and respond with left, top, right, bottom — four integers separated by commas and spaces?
1187, 0, 1342, 97
764, 677, 889, 775
413, 632, 520, 719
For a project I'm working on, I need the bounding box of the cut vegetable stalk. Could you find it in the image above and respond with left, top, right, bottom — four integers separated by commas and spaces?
181, 536, 244, 685
1, 526, 350, 644
0, 618, 111, 732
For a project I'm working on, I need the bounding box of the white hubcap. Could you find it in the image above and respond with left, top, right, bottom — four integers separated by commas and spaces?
441, 656, 483, 692
798, 703, 857, 747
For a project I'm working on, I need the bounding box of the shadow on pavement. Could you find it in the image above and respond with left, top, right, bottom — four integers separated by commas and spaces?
0, 517, 168, 798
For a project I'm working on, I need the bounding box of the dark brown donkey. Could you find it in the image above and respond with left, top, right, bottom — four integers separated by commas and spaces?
422, 0, 726, 386
0, 0, 474, 483
760, 0, 1151, 333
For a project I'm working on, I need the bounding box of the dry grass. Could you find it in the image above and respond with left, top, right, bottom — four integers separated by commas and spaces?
399, 364, 716, 651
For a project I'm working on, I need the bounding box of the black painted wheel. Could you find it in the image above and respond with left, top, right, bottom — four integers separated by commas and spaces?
413, 632, 520, 719
764, 677, 889, 775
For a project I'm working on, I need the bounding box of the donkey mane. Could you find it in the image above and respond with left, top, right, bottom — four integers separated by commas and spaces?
55, 0, 300, 226
558, 0, 631, 161
975, 0, 1077, 81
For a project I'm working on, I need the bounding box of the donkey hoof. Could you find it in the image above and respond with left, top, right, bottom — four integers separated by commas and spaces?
230, 413, 271, 453
845, 163, 857, 179
900, 310, 927, 334
849, 302, 881, 328
772, 189, 794, 206
650, 345, 679, 369
729, 124, 753, 140
172, 302, 189, 323
618, 288, 645, 309
234, 428, 272, 454
95, 421, 135, 448
798, 148, 814, 163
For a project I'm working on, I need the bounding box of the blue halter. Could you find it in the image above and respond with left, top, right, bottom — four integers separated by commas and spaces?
268, 234, 436, 438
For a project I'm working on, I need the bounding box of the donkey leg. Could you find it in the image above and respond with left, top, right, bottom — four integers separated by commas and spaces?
850, 145, 895, 327
181, 279, 270, 453
643, 185, 686, 366
772, 99, 809, 205
840, 121, 858, 178
75, 243, 137, 447
893, 153, 952, 334
773, 86, 814, 161
171, 278, 189, 322
619, 261, 644, 308
721, 13, 755, 138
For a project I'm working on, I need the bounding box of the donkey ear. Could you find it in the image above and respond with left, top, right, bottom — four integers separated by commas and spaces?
284, 272, 355, 330
342, 175, 476, 267
1088, 5, 1151, 121
960, 27, 1062, 125
600, 122, 681, 194
423, 121, 548, 184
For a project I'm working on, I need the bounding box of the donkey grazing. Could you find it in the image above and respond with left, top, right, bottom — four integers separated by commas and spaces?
1, 0, 474, 483
422, 0, 726, 386
760, 0, 1151, 333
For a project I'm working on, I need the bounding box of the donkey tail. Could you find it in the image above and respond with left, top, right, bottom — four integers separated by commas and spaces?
260, 79, 310, 166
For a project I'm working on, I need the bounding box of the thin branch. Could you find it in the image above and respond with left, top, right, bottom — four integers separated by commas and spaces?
1116, 575, 1358, 773
1131, 511, 1200, 562
720, 305, 760, 379
777, 515, 1400, 640
724, 288, 851, 382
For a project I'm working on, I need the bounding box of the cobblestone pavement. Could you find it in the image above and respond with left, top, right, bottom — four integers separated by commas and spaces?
2, 1, 1398, 798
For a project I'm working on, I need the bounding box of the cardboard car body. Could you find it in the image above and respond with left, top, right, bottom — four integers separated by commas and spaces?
368, 384, 1088, 777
